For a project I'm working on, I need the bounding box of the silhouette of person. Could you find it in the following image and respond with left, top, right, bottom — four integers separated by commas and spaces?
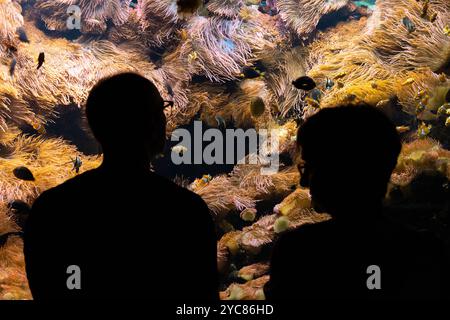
24, 73, 219, 300
265, 105, 450, 300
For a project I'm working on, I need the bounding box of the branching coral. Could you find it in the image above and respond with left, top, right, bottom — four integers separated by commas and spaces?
35, 0, 131, 34
278, 0, 349, 37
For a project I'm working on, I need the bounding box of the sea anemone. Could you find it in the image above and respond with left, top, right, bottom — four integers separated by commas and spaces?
277, 0, 350, 37
35, 0, 131, 34
207, 0, 244, 19
0, 0, 24, 50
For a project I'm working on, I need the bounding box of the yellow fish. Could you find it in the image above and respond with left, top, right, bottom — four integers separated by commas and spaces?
30, 120, 46, 135
444, 25, 450, 36
396, 126, 410, 133
188, 51, 198, 63
402, 78, 415, 86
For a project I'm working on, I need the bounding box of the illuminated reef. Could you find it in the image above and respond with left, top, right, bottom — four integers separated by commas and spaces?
0, 0, 449, 300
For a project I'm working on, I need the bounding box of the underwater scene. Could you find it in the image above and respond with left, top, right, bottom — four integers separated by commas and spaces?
0, 0, 449, 300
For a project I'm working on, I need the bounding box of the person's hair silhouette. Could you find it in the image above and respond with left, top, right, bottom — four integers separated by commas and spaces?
265, 105, 450, 300
24, 73, 219, 300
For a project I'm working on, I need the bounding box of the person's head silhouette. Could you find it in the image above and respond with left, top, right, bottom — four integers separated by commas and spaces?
297, 105, 401, 218
86, 73, 169, 169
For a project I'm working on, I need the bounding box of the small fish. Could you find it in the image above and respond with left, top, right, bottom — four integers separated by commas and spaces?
0, 232, 24, 248
437, 104, 449, 116
334, 71, 347, 80
250, 97, 266, 117
165, 83, 174, 97
416, 102, 426, 114
9, 58, 17, 77
417, 122, 432, 139
402, 78, 415, 86
421, 0, 429, 18
325, 78, 334, 90
292, 76, 316, 91
178, 29, 188, 41
215, 115, 226, 128
416, 90, 426, 99
188, 51, 198, 63
202, 174, 212, 183
242, 67, 264, 79
7, 201, 30, 229
376, 99, 390, 108
309, 88, 323, 102
396, 126, 410, 133
402, 17, 416, 33
37, 52, 45, 70
305, 97, 320, 108
444, 25, 450, 36
7, 200, 31, 213
30, 120, 46, 135
72, 156, 82, 174
16, 27, 29, 43
13, 166, 35, 181
171, 145, 188, 156
429, 12, 437, 23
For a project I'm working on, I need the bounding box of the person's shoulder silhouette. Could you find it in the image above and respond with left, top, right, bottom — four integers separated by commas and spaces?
265, 105, 450, 300
24, 73, 218, 300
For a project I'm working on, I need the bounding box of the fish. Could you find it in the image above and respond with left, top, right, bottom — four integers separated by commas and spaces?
37, 52, 45, 70
242, 67, 264, 79
215, 115, 226, 128
437, 104, 449, 116
325, 78, 334, 90
0, 232, 24, 248
309, 88, 323, 102
416, 102, 426, 114
178, 29, 189, 41
72, 156, 82, 174
7, 201, 30, 229
7, 200, 31, 213
421, 0, 429, 18
417, 122, 432, 139
13, 166, 35, 181
445, 25, 450, 36
188, 51, 198, 63
30, 119, 46, 135
191, 174, 213, 190
402, 78, 415, 86
16, 27, 29, 43
250, 97, 266, 117
292, 76, 316, 91
376, 99, 390, 108
171, 145, 188, 156
402, 17, 416, 33
305, 97, 320, 108
9, 58, 17, 77
396, 126, 410, 133
429, 12, 437, 23
165, 83, 174, 97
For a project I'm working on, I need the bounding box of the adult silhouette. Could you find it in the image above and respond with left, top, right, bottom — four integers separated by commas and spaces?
24, 73, 218, 300
265, 105, 450, 300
